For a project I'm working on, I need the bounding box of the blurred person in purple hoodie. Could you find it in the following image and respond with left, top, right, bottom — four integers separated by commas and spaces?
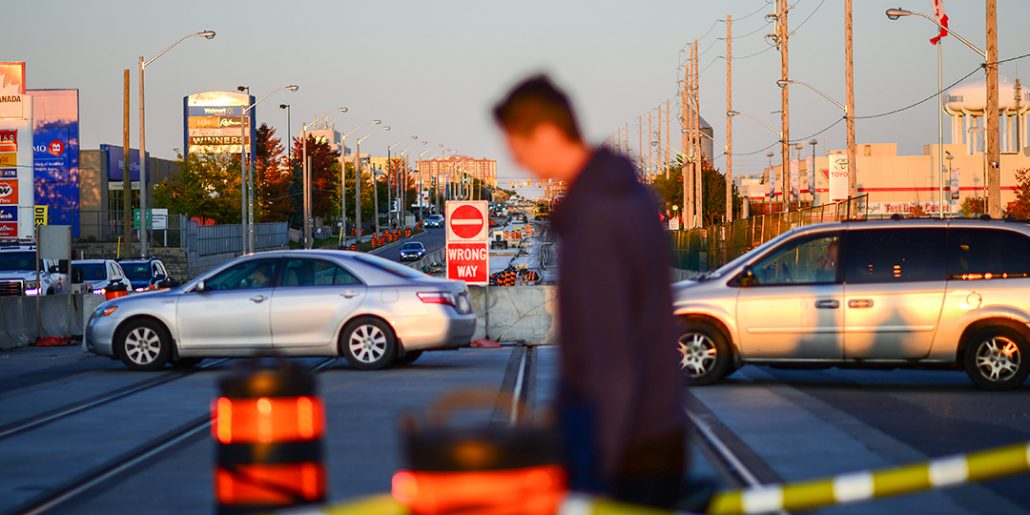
493, 75, 686, 508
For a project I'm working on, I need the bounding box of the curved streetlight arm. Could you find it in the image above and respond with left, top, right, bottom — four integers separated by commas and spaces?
143, 30, 215, 69
698, 130, 729, 152
779, 79, 847, 113
347, 120, 383, 140
357, 125, 391, 145
886, 9, 985, 59
246, 85, 299, 114
727, 110, 783, 139
303, 107, 348, 131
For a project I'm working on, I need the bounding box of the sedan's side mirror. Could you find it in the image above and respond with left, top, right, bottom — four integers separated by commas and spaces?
737, 266, 756, 287
194, 280, 207, 293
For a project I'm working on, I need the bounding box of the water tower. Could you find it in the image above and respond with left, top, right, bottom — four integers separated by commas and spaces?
945, 77, 1030, 155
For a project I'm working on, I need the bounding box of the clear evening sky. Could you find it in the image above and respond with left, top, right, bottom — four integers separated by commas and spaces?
7, 0, 1030, 184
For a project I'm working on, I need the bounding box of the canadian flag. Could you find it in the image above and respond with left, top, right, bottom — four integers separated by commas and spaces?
930, 0, 949, 45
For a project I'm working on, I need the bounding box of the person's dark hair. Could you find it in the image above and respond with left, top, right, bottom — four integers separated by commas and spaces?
493, 74, 582, 141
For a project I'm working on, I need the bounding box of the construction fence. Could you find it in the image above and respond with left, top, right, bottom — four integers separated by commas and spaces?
671, 195, 869, 273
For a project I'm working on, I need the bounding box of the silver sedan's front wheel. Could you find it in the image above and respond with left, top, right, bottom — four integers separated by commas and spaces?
678, 322, 732, 385
341, 318, 396, 370
117, 319, 171, 371
964, 327, 1029, 391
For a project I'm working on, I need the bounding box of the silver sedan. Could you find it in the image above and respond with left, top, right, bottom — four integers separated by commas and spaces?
84, 250, 476, 371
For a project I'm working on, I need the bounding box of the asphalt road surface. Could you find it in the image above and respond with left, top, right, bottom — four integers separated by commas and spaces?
2, 342, 1028, 514
369, 227, 446, 262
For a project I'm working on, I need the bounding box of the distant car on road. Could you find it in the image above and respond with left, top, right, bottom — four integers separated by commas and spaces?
74, 259, 132, 296
0, 245, 67, 296
673, 219, 1030, 390
399, 242, 427, 261
119, 258, 174, 291
424, 214, 445, 228
85, 250, 476, 371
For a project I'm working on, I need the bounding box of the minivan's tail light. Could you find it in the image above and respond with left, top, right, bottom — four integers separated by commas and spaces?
417, 292, 456, 306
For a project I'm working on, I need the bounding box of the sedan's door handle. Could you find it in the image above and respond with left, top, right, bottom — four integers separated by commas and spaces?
340, 290, 359, 299
849, 299, 874, 309
249, 294, 267, 303
814, 299, 840, 309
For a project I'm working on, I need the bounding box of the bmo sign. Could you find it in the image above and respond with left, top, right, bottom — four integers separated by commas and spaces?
446, 201, 489, 285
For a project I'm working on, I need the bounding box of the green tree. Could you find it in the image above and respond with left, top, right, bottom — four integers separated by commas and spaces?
650, 161, 742, 226
291, 135, 341, 221
154, 152, 241, 223
960, 196, 987, 218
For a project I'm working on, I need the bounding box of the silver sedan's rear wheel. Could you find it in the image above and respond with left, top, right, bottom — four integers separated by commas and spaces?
964, 327, 1029, 391
342, 318, 396, 370
116, 319, 171, 371
678, 322, 732, 385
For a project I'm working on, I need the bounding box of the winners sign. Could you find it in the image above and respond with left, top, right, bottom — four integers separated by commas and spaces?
445, 201, 489, 285
184, 91, 254, 156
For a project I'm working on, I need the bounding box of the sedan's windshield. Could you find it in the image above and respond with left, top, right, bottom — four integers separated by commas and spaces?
402, 243, 423, 250
0, 252, 38, 271
120, 262, 152, 281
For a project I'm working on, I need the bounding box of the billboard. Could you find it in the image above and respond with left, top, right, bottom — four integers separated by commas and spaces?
828, 152, 849, 202
30, 89, 80, 237
184, 91, 254, 159
0, 62, 26, 119
103, 144, 149, 181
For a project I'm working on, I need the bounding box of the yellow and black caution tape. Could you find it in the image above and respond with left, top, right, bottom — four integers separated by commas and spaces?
292, 441, 1030, 514
708, 440, 1030, 514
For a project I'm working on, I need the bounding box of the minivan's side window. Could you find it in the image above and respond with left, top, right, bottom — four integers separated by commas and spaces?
948, 228, 1030, 279
748, 232, 841, 286
204, 259, 278, 291
843, 228, 947, 284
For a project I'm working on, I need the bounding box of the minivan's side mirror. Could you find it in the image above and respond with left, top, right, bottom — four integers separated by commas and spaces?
737, 266, 756, 287
194, 280, 207, 293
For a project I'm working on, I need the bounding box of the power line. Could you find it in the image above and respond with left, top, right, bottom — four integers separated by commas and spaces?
789, 0, 829, 35
852, 66, 980, 120
790, 117, 845, 143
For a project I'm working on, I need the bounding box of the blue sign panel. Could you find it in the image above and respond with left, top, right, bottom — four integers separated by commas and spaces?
30, 89, 80, 237
0, 206, 16, 223
104, 144, 149, 182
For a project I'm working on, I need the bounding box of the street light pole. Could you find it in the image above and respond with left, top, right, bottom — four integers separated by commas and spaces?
353, 124, 390, 243
138, 30, 215, 258
241, 85, 298, 253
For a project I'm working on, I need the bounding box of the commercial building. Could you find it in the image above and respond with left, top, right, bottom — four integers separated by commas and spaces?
414, 155, 496, 190
78, 146, 179, 241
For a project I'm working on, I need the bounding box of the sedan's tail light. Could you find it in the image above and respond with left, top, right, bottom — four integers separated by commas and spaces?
417, 291, 456, 306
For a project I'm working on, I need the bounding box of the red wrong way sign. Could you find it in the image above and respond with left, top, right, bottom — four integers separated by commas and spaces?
446, 201, 489, 285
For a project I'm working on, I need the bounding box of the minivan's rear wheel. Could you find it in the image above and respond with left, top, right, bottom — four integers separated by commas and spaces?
678, 322, 732, 385
342, 318, 396, 370
963, 327, 1029, 391
117, 319, 171, 371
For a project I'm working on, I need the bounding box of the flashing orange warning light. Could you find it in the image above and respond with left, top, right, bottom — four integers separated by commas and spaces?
213, 395, 324, 444
392, 465, 565, 515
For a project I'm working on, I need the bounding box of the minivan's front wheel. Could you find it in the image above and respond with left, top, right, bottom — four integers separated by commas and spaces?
963, 327, 1029, 391
678, 322, 732, 385
116, 319, 171, 371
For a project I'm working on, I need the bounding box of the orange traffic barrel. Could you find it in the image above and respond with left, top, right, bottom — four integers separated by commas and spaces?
393, 391, 565, 515
105, 282, 129, 300
350, 244, 357, 251
212, 359, 327, 514
405, 229, 412, 238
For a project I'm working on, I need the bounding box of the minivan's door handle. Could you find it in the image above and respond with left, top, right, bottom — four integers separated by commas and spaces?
849, 299, 874, 309
815, 299, 840, 309
249, 294, 267, 303
340, 290, 359, 299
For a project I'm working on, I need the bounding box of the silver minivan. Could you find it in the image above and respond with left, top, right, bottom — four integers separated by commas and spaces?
674, 219, 1030, 390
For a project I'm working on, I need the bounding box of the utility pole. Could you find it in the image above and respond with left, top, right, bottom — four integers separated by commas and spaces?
726, 14, 734, 223
122, 70, 132, 254
638, 114, 643, 175
694, 39, 703, 226
845, 0, 857, 199
779, 0, 790, 212
986, 0, 1000, 218
656, 106, 662, 175
648, 109, 653, 177
624, 122, 629, 160
681, 63, 690, 228
665, 99, 671, 177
